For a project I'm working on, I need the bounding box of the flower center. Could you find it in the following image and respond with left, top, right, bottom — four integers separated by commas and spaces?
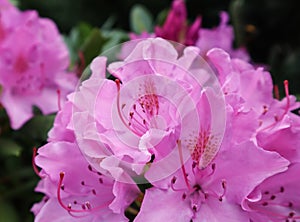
173, 140, 226, 217
115, 78, 160, 137
184, 127, 219, 169
14, 54, 29, 73
12, 62, 45, 95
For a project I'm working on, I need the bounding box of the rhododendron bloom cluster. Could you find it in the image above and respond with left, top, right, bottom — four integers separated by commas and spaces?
130, 0, 249, 60
0, 0, 77, 129
32, 37, 300, 222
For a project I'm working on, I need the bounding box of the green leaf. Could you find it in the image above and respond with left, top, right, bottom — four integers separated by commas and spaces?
0, 201, 19, 222
101, 30, 128, 53
9, 0, 19, 7
156, 9, 169, 26
130, 4, 153, 34
19, 114, 55, 142
0, 139, 22, 157
64, 23, 94, 66
80, 29, 107, 66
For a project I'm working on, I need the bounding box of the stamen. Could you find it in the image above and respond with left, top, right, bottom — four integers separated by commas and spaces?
170, 176, 186, 192
32, 147, 44, 178
274, 84, 280, 100
205, 163, 216, 178
131, 105, 150, 130
56, 89, 61, 111
284, 80, 290, 115
219, 180, 227, 201
177, 140, 191, 190
262, 105, 268, 115
204, 180, 226, 202
57, 172, 111, 215
128, 111, 148, 134
251, 185, 300, 220
87, 165, 102, 176
115, 79, 142, 136
260, 80, 292, 131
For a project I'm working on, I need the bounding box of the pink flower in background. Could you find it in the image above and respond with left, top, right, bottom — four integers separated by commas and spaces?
196, 12, 249, 60
0, 0, 77, 129
154, 0, 201, 46
32, 101, 140, 221
130, 0, 248, 60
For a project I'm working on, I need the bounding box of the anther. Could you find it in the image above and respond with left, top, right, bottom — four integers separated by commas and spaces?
150, 154, 155, 163
192, 205, 197, 212
289, 212, 295, 218
262, 105, 268, 115
192, 162, 197, 168
85, 202, 91, 210
211, 163, 216, 171
193, 184, 201, 192
56, 89, 61, 111
171, 176, 177, 184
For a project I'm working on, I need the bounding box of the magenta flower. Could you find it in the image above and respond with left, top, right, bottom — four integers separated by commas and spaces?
32, 101, 140, 221
0, 0, 77, 129
154, 0, 201, 46
33, 37, 300, 221
130, 0, 248, 60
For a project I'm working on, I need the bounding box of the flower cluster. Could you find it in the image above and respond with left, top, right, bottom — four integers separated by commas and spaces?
32, 37, 300, 221
130, 0, 249, 60
0, 0, 77, 129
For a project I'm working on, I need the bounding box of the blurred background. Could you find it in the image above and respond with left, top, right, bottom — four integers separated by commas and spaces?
1, 0, 299, 221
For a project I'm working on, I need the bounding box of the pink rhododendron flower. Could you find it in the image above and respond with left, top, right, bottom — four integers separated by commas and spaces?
196, 12, 249, 60
72, 38, 226, 183
0, 0, 77, 129
33, 37, 300, 221
154, 0, 201, 46
32, 101, 140, 221
207, 48, 300, 164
